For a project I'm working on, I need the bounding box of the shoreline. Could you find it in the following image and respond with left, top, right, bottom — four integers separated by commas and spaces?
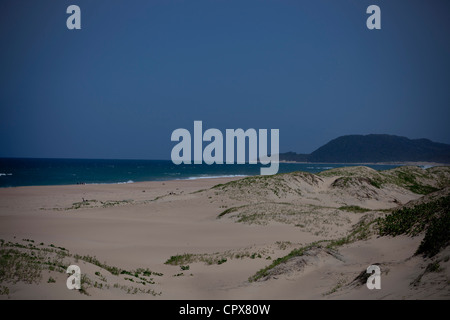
0, 175, 244, 191
0, 175, 248, 190
1, 161, 449, 189
2, 161, 449, 189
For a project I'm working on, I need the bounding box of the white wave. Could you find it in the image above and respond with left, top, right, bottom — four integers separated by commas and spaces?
86, 180, 135, 185
118, 180, 135, 184
180, 175, 248, 181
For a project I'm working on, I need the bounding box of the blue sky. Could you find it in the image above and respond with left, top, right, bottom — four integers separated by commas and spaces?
1, 0, 449, 159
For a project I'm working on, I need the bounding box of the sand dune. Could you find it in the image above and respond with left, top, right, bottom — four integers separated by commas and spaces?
0, 166, 449, 299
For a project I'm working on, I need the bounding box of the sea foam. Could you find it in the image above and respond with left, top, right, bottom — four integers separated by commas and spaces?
182, 175, 247, 180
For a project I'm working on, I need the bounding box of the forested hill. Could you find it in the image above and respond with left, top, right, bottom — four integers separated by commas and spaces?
280, 134, 450, 163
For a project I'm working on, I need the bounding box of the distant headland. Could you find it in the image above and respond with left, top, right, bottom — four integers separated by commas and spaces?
280, 134, 450, 164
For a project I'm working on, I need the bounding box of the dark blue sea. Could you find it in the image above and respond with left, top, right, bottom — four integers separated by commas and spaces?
0, 158, 402, 188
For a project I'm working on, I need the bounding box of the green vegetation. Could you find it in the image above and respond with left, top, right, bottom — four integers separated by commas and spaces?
217, 206, 243, 218
165, 253, 195, 266
249, 213, 379, 282
134, 268, 163, 277
212, 171, 322, 200
323, 278, 346, 296
74, 254, 121, 276
275, 241, 292, 250
70, 199, 99, 210
377, 197, 448, 236
318, 166, 379, 178
214, 166, 449, 206
425, 261, 442, 273
0, 285, 9, 295
339, 205, 371, 213
0, 238, 163, 296
191, 189, 206, 194
407, 184, 440, 195
328, 215, 377, 249
119, 269, 160, 285
112, 282, 160, 295
44, 199, 135, 211
381, 167, 444, 195
389, 170, 438, 195
320, 165, 448, 195
248, 190, 449, 284
411, 260, 444, 286
416, 210, 450, 257
369, 179, 382, 189
377, 196, 450, 257
330, 175, 384, 190
177, 166, 450, 287
216, 202, 351, 237
165, 247, 269, 267
249, 242, 323, 282
397, 171, 416, 185
0, 248, 46, 284
101, 199, 133, 208
94, 271, 107, 283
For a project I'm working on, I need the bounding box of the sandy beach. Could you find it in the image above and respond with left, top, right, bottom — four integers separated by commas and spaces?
2, 0, 450, 305
1, 166, 449, 299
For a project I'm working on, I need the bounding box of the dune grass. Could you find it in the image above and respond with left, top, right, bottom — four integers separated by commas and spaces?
338, 205, 371, 213
0, 238, 162, 296
378, 196, 450, 257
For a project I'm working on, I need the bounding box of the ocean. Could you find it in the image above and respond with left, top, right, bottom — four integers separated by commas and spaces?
0, 158, 402, 188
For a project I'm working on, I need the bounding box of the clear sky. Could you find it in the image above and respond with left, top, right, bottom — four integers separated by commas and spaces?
1, 0, 449, 159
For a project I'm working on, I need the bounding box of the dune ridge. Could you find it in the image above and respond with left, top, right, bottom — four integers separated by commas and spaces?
0, 166, 449, 299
